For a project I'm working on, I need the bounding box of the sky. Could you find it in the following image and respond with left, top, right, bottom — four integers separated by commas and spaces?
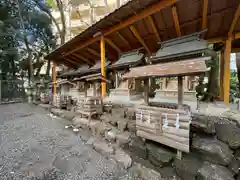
231, 53, 236, 71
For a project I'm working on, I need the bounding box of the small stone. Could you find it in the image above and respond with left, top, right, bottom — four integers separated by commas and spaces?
173, 152, 203, 180
111, 149, 132, 169
73, 128, 79, 132
192, 136, 233, 165
197, 161, 234, 180
128, 136, 147, 159
127, 120, 136, 133
228, 158, 240, 174
146, 143, 174, 167
93, 139, 114, 156
116, 131, 131, 147
117, 120, 127, 132
159, 167, 180, 180
215, 124, 240, 149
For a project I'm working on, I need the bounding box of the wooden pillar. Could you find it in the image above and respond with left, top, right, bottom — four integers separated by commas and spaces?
93, 82, 97, 96
101, 36, 106, 97
220, 50, 224, 100
84, 82, 88, 97
115, 72, 119, 88
52, 61, 57, 100
178, 76, 183, 108
144, 78, 149, 105
224, 37, 232, 104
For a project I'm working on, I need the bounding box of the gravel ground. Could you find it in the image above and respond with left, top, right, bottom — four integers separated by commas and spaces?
0, 103, 141, 180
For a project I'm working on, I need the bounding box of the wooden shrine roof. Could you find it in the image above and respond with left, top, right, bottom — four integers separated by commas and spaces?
73, 73, 110, 83
123, 56, 210, 78
109, 49, 144, 69
45, 0, 240, 68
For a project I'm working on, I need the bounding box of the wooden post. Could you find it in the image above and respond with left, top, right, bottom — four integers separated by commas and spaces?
52, 61, 57, 101
84, 82, 88, 97
101, 36, 106, 97
93, 82, 97, 96
178, 76, 183, 108
220, 50, 224, 100
224, 37, 232, 104
115, 72, 119, 88
144, 78, 149, 105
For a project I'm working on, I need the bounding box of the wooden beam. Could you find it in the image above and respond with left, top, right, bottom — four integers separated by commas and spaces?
224, 37, 232, 104
115, 31, 131, 49
87, 48, 100, 57
105, 38, 122, 54
235, 32, 240, 39
63, 0, 177, 56
101, 36, 106, 97
232, 48, 240, 53
228, 4, 240, 36
63, 57, 79, 66
172, 5, 181, 36
72, 53, 93, 65
130, 25, 151, 55
68, 55, 85, 64
52, 61, 57, 100
220, 50, 224, 100
202, 0, 209, 30
207, 32, 240, 44
147, 15, 161, 42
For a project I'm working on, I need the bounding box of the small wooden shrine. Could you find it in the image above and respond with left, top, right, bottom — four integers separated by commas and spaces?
73, 73, 110, 121
151, 32, 212, 102
123, 56, 210, 155
108, 50, 145, 101
60, 65, 90, 100
52, 79, 76, 109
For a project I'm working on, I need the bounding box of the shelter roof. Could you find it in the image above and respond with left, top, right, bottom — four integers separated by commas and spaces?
123, 56, 210, 79
45, 0, 240, 68
59, 65, 90, 77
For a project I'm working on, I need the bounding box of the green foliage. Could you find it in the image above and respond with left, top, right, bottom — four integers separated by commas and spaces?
46, 0, 57, 8
0, 0, 56, 83
231, 71, 238, 97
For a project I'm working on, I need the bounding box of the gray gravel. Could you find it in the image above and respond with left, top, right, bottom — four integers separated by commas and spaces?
0, 103, 141, 180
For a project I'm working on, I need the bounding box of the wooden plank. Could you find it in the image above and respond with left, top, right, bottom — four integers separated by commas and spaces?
63, 0, 176, 56
172, 5, 181, 36
135, 109, 191, 121
136, 122, 189, 138
136, 117, 189, 129
137, 130, 189, 152
202, 0, 209, 30
115, 31, 131, 49
147, 16, 161, 42
105, 38, 122, 54
87, 48, 100, 57
228, 4, 240, 36
136, 105, 188, 114
130, 25, 151, 55
72, 53, 93, 65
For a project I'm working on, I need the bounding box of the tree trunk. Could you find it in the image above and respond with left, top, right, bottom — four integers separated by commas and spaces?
56, 0, 66, 44
202, 56, 219, 101
17, 0, 33, 84
236, 53, 240, 97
